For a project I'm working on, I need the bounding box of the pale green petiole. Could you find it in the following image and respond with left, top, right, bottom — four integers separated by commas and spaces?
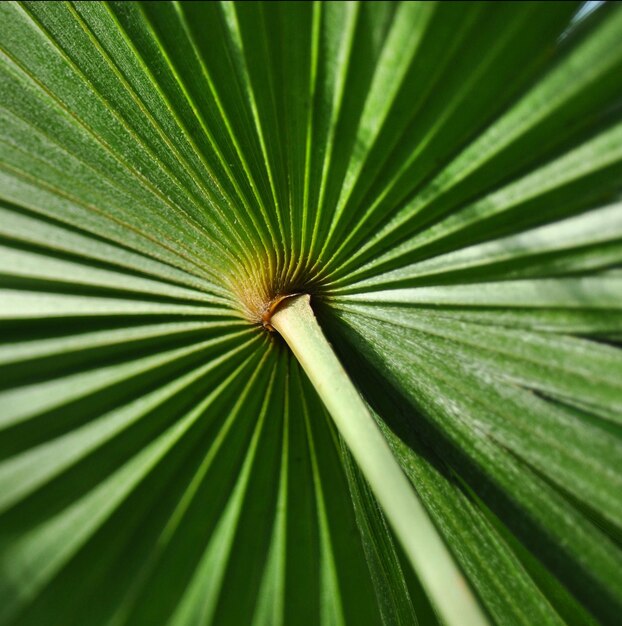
271, 294, 489, 626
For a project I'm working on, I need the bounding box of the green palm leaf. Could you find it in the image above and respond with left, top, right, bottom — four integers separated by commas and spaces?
1, 1, 621, 624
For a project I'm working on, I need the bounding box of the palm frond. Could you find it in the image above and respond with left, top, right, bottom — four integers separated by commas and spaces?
1, 2, 621, 625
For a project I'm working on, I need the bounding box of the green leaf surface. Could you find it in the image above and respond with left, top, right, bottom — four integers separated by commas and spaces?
1, 2, 621, 625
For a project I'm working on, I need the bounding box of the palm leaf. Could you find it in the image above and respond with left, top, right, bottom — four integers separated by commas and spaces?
1, 1, 621, 624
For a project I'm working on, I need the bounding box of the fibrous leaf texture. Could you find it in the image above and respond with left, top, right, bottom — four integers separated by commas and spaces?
0, 2, 621, 625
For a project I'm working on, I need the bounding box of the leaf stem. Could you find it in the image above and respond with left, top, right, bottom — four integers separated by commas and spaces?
270, 294, 489, 626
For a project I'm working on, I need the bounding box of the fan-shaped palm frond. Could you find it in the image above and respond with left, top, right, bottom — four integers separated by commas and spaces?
1, 2, 621, 625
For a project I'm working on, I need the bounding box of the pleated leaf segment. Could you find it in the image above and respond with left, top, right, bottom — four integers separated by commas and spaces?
1, 2, 621, 625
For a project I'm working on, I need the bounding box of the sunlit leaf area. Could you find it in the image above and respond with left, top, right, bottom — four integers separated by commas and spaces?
1, 2, 621, 625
